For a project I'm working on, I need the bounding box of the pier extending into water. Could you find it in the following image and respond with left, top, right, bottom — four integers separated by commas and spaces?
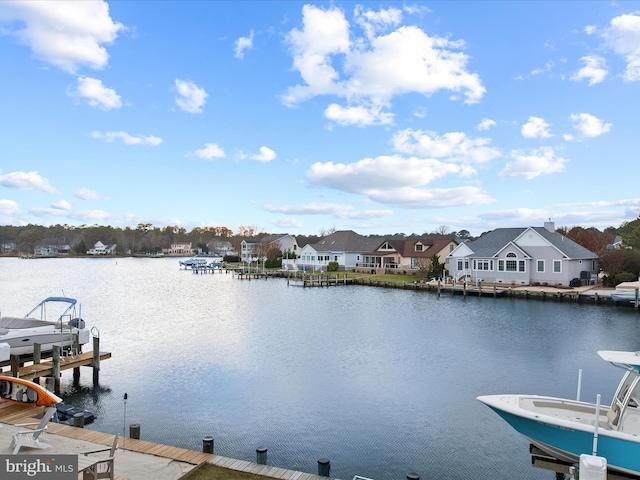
0, 337, 111, 393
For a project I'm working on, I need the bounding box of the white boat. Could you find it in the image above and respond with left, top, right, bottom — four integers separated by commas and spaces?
179, 257, 207, 268
478, 350, 640, 476
610, 280, 639, 303
0, 296, 90, 359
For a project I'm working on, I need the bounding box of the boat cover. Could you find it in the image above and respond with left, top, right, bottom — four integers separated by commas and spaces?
0, 317, 59, 329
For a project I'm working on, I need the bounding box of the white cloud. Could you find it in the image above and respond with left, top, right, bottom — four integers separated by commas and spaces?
0, 170, 57, 193
92, 131, 162, 146
75, 188, 102, 200
195, 143, 226, 160
282, 5, 485, 112
174, 79, 208, 114
521, 116, 552, 138
571, 55, 608, 85
282, 4, 351, 105
500, 147, 568, 179
603, 12, 640, 81
391, 129, 500, 163
68, 76, 122, 109
52, 199, 71, 210
354, 5, 402, 40
234, 30, 254, 59
264, 202, 394, 220
0, 0, 124, 73
307, 154, 462, 194
569, 113, 612, 137
0, 199, 21, 216
324, 103, 394, 126
364, 186, 494, 208
478, 118, 496, 131
249, 146, 276, 163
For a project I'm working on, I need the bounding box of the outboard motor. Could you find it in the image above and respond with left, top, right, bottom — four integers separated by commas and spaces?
69, 318, 85, 329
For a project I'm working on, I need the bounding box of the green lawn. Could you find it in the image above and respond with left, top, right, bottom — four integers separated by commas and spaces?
181, 463, 272, 480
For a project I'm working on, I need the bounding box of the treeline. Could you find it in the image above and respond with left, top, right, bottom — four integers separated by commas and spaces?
1, 218, 640, 285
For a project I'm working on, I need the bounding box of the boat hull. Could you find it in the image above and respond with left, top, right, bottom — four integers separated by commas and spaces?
0, 376, 62, 406
479, 396, 640, 476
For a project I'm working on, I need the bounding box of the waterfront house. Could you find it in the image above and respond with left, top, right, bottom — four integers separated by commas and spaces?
241, 234, 298, 263
360, 235, 460, 271
34, 243, 71, 257
1, 240, 16, 253
167, 242, 193, 255
447, 222, 598, 286
297, 230, 379, 271
87, 241, 117, 255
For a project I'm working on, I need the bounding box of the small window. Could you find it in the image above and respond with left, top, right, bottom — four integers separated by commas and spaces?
537, 260, 545, 273
415, 243, 423, 252
518, 260, 525, 272
553, 260, 561, 273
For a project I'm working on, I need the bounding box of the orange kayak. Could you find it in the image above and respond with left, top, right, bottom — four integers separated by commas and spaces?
0, 376, 62, 406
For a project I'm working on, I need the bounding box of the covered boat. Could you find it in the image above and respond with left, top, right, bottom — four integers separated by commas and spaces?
0, 296, 90, 358
611, 280, 639, 303
478, 350, 640, 477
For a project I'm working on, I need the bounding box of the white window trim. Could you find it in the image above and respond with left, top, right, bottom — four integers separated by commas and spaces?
553, 260, 562, 273
537, 260, 545, 273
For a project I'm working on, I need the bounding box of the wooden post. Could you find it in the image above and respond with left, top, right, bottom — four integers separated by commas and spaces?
10, 355, 19, 377
73, 412, 85, 428
317, 458, 330, 477
92, 336, 100, 386
130, 424, 140, 439
256, 447, 267, 465
493, 282, 497, 298
52, 345, 61, 394
202, 437, 214, 454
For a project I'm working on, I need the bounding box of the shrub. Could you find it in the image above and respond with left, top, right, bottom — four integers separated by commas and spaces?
223, 255, 240, 263
328, 261, 339, 272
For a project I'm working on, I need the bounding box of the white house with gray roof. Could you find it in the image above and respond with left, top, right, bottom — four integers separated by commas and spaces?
447, 222, 598, 286
297, 230, 379, 271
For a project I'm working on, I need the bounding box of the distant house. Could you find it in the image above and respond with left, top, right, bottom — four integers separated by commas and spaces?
241, 234, 298, 263
606, 236, 624, 250
207, 240, 234, 256
34, 243, 71, 257
297, 230, 379, 271
447, 222, 598, 286
1, 241, 16, 253
87, 241, 117, 255
361, 235, 460, 271
167, 242, 193, 255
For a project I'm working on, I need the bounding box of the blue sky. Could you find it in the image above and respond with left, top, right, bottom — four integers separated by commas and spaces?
1, 1, 639, 237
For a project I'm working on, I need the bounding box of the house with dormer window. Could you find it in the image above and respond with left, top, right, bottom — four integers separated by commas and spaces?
447, 222, 598, 286
297, 230, 378, 271
362, 236, 460, 270
87, 241, 117, 255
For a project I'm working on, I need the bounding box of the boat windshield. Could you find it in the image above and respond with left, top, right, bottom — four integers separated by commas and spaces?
609, 369, 640, 429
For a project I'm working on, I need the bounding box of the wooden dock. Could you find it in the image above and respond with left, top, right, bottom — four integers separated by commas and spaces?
0, 402, 337, 480
0, 350, 112, 380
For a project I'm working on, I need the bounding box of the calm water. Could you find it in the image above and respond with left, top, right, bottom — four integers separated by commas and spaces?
1, 257, 638, 480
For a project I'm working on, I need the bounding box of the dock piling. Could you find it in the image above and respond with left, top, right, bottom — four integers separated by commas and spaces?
130, 423, 140, 439
202, 436, 214, 454
52, 345, 61, 393
317, 458, 331, 477
73, 412, 85, 428
256, 446, 267, 465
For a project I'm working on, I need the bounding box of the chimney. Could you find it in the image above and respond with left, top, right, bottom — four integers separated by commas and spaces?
544, 219, 555, 232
